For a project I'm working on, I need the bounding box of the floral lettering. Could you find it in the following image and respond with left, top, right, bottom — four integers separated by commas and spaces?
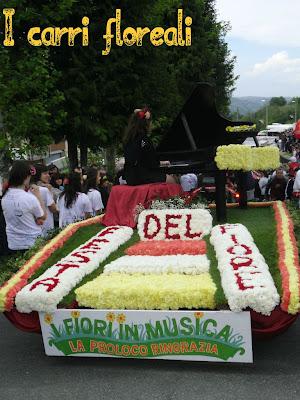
165, 214, 181, 240
30, 278, 60, 292
144, 214, 161, 239
185, 214, 202, 239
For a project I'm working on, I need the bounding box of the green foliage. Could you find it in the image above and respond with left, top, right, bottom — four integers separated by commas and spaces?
0, 0, 237, 164
0, 47, 66, 154
241, 97, 300, 128
163, 0, 236, 114
0, 1, 73, 155
270, 96, 287, 107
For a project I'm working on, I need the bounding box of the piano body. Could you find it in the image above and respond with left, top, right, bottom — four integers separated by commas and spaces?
156, 83, 259, 221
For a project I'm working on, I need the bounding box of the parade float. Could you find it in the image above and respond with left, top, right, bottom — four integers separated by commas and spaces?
0, 196, 299, 363
1, 84, 299, 363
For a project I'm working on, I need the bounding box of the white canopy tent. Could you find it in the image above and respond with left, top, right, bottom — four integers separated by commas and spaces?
263, 123, 295, 135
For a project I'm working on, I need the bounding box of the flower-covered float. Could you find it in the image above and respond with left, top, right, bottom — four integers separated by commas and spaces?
1, 199, 299, 361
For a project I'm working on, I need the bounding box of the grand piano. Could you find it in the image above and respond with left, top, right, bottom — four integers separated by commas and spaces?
156, 83, 259, 221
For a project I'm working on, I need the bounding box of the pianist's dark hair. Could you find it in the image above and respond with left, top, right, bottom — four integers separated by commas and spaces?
123, 108, 152, 145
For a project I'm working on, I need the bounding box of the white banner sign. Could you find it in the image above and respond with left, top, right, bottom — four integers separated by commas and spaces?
39, 309, 253, 363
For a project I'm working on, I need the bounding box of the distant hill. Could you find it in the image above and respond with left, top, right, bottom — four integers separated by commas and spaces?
230, 96, 292, 117
230, 97, 271, 116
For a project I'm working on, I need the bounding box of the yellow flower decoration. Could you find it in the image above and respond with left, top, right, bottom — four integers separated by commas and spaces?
226, 124, 257, 133
106, 312, 115, 322
194, 311, 204, 319
75, 274, 216, 310
215, 145, 280, 171
71, 311, 81, 319
116, 313, 126, 324
44, 314, 53, 325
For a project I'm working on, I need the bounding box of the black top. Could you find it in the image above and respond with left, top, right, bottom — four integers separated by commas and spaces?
124, 133, 159, 169
123, 134, 165, 186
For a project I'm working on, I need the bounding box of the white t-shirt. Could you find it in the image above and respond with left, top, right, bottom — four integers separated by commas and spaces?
293, 170, 300, 192
87, 189, 104, 216
57, 192, 92, 228
39, 186, 55, 236
2, 188, 43, 250
258, 177, 269, 195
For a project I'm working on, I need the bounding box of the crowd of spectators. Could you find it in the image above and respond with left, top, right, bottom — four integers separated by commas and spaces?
279, 132, 300, 158
1, 154, 300, 256
0, 161, 112, 255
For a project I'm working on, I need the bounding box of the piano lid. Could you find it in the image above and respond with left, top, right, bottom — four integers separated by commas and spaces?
157, 83, 257, 155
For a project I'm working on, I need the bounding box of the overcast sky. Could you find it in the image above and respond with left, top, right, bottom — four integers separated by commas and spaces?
215, 0, 300, 97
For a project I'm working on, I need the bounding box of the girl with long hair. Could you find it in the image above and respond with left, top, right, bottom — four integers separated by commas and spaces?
32, 164, 57, 236
57, 172, 92, 227
84, 167, 104, 216
1, 160, 47, 251
123, 108, 176, 186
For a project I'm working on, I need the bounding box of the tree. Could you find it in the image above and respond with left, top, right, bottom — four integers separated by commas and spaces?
51, 0, 183, 170
270, 97, 287, 107
0, 1, 74, 159
50, 0, 237, 172
160, 0, 237, 114
0, 0, 238, 174
0, 47, 66, 155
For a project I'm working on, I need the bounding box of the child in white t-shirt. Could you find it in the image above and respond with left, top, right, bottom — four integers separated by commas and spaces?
84, 167, 104, 216
57, 172, 92, 227
1, 161, 46, 251
32, 164, 57, 236
39, 186, 55, 236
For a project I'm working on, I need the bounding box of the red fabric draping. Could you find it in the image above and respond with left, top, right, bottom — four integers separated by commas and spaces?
250, 306, 298, 340
4, 309, 41, 334
102, 183, 183, 228
3, 301, 79, 334
4, 306, 298, 339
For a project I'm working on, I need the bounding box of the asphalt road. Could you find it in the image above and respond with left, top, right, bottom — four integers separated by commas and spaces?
0, 314, 299, 400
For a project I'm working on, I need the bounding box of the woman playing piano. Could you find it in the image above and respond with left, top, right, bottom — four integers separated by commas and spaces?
123, 108, 176, 186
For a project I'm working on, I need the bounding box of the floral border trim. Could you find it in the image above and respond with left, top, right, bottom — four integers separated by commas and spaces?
0, 216, 104, 312
273, 202, 300, 315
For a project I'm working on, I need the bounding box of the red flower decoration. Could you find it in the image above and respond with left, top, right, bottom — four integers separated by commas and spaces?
126, 240, 207, 256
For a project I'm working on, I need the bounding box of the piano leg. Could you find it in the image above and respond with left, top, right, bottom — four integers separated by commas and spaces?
215, 170, 227, 222
237, 171, 248, 209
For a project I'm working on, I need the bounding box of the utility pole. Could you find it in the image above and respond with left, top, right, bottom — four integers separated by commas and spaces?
292, 98, 298, 122
261, 99, 269, 128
